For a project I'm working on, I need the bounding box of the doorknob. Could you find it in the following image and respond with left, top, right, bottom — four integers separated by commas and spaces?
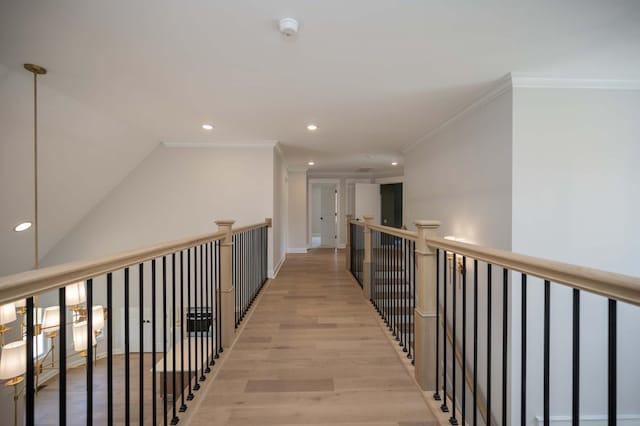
320, 217, 323, 220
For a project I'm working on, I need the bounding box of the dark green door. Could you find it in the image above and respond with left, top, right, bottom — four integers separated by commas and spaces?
380, 183, 403, 228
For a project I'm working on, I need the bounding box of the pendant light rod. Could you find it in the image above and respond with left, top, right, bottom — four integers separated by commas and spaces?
24, 64, 47, 270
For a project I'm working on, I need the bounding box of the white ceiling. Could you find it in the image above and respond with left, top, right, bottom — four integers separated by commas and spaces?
1, 0, 639, 274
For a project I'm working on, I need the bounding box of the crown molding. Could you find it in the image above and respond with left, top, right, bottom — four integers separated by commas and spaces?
287, 166, 309, 173
162, 140, 278, 149
511, 73, 640, 90
402, 74, 513, 153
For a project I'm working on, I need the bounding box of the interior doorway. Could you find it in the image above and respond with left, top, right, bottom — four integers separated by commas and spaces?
310, 182, 338, 248
380, 183, 403, 228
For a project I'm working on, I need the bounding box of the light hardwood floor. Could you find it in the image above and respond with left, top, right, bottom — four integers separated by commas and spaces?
187, 248, 436, 426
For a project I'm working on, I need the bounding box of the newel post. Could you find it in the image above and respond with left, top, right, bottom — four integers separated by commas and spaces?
345, 214, 353, 271
362, 215, 375, 300
216, 219, 236, 348
414, 220, 441, 391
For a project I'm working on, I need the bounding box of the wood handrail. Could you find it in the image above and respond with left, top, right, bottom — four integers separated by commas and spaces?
0, 228, 231, 305
367, 223, 418, 241
231, 221, 270, 235
349, 219, 364, 226
426, 236, 640, 306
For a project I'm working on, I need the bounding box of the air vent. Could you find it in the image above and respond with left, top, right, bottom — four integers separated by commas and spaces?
356, 168, 372, 173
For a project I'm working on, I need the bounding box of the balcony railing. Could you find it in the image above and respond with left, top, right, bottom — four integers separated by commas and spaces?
0, 218, 271, 426
345, 216, 640, 426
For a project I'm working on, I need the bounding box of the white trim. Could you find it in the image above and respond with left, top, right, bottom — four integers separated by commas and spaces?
511, 73, 640, 90
535, 414, 640, 425
287, 247, 308, 254
270, 253, 286, 278
162, 141, 278, 149
337, 243, 346, 249
274, 142, 286, 159
402, 74, 513, 153
287, 166, 309, 173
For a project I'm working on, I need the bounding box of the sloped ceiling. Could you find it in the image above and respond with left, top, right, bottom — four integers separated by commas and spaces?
1, 0, 639, 275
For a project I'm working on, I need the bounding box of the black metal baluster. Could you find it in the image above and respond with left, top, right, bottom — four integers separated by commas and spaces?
125, 268, 130, 426
187, 249, 193, 401
59, 286, 67, 426
200, 245, 206, 382
26, 296, 35, 426
193, 246, 200, 391
217, 240, 222, 355
441, 251, 448, 413
107, 273, 113, 426
210, 241, 215, 366
152, 260, 158, 423
487, 265, 493, 425
473, 259, 478, 426
204, 243, 211, 372
521, 274, 527, 426
450, 254, 458, 425
138, 264, 144, 426
179, 251, 187, 412
434, 249, 441, 399
462, 256, 467, 425
171, 253, 179, 424
163, 256, 168, 426
87, 278, 93, 426
543, 280, 550, 426
608, 299, 617, 426
402, 238, 408, 352
572, 289, 580, 426
502, 268, 508, 426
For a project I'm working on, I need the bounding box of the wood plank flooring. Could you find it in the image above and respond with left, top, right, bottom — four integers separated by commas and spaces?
187, 248, 436, 426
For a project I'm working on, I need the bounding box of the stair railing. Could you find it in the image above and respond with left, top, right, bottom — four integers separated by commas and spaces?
0, 218, 271, 426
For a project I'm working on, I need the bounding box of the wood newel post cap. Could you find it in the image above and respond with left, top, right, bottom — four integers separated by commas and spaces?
215, 219, 235, 232
414, 220, 441, 230
265, 218, 272, 228
346, 214, 353, 221
363, 215, 375, 223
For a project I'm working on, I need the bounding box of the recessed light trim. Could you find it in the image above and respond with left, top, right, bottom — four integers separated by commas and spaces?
306, 124, 318, 131
14, 222, 32, 232
202, 124, 214, 130
391, 161, 398, 166
308, 161, 315, 166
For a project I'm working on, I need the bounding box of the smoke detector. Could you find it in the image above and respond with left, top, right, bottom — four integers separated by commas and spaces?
279, 18, 299, 37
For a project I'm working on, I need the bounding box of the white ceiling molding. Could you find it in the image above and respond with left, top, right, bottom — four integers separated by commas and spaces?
162, 141, 278, 149
287, 166, 309, 173
511, 73, 640, 90
402, 74, 513, 153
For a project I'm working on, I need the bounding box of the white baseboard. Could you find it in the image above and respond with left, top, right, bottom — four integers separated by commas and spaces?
287, 248, 308, 254
337, 243, 346, 249
270, 254, 286, 278
535, 415, 640, 425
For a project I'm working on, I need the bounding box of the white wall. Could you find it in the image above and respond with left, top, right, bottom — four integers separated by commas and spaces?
404, 89, 513, 249
403, 87, 513, 424
42, 144, 275, 266
287, 170, 308, 252
273, 147, 288, 275
512, 88, 640, 424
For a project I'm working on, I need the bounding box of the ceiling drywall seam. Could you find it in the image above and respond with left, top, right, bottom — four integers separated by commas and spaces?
402, 73, 513, 154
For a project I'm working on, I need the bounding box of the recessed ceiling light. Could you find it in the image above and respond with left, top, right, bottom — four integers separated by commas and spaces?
14, 222, 32, 232
308, 161, 315, 166
202, 124, 213, 130
306, 124, 318, 131
391, 161, 398, 166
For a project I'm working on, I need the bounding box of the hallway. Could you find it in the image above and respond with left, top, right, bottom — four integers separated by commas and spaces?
187, 249, 435, 425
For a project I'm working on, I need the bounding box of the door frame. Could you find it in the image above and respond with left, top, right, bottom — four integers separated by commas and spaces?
308, 178, 341, 248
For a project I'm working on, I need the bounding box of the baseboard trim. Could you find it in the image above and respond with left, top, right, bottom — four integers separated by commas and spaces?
270, 254, 286, 278
287, 248, 308, 254
535, 415, 640, 425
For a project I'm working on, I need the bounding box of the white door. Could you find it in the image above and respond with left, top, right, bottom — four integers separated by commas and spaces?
355, 183, 380, 222
125, 307, 169, 353
320, 185, 337, 247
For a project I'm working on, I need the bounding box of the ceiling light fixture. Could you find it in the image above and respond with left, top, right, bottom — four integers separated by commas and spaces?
279, 18, 299, 37
202, 124, 213, 130
306, 124, 318, 131
13, 222, 32, 232
391, 161, 398, 166
308, 161, 315, 166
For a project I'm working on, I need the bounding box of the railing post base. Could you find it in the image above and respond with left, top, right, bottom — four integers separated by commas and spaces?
216, 220, 236, 348
413, 220, 441, 391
